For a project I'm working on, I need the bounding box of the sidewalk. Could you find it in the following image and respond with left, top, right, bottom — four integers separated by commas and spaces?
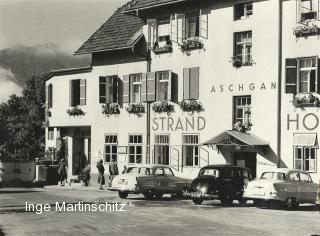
44, 183, 107, 191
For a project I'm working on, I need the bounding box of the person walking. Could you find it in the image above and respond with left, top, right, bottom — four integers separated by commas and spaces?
57, 158, 66, 186
96, 159, 105, 190
108, 157, 119, 186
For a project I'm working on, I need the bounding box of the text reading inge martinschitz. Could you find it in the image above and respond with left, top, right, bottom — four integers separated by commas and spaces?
25, 201, 128, 214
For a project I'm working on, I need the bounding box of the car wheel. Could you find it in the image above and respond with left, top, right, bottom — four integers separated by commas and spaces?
143, 190, 155, 200
118, 191, 129, 199
285, 197, 297, 209
176, 187, 189, 199
154, 192, 163, 199
253, 199, 263, 207
192, 198, 203, 205
221, 194, 233, 206
238, 197, 247, 206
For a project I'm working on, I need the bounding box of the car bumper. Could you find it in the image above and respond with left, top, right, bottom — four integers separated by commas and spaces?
108, 186, 138, 193
185, 192, 219, 199
243, 193, 279, 201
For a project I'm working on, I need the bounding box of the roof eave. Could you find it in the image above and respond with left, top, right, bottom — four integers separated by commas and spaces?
122, 0, 189, 13
43, 66, 93, 81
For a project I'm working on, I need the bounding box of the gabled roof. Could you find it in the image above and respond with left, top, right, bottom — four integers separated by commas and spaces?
74, 7, 145, 55
122, 0, 188, 12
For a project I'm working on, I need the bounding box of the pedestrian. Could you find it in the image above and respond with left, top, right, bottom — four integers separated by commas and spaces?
80, 164, 91, 186
57, 158, 66, 186
96, 159, 105, 190
108, 157, 119, 186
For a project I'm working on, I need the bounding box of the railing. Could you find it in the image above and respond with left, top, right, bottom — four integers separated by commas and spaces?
199, 146, 210, 168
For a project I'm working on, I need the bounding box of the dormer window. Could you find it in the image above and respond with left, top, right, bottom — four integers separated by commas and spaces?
297, 0, 319, 22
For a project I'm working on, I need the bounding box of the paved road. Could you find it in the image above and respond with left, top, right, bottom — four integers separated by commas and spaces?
0, 188, 319, 236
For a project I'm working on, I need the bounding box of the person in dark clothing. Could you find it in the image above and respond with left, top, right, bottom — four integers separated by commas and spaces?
96, 159, 105, 190
108, 157, 119, 186
57, 159, 66, 186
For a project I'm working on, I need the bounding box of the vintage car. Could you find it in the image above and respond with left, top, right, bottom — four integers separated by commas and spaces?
108, 165, 153, 199
187, 165, 252, 205
243, 169, 319, 208
136, 165, 192, 199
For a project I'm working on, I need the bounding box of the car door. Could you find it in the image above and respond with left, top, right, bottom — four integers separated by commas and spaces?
299, 172, 318, 203
287, 172, 302, 202
154, 167, 167, 193
163, 167, 177, 193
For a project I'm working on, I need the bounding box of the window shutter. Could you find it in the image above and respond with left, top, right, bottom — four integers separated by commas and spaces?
48, 85, 53, 108
199, 9, 208, 39
296, 0, 302, 22
147, 72, 156, 102
99, 76, 106, 103
176, 14, 185, 43
106, 76, 112, 104
45, 85, 49, 109
190, 67, 200, 100
285, 59, 297, 94
141, 73, 147, 102
168, 70, 172, 101
79, 79, 86, 105
69, 80, 73, 106
170, 15, 177, 43
147, 19, 157, 48
318, 58, 320, 93
183, 68, 190, 100
123, 75, 130, 103
112, 76, 118, 103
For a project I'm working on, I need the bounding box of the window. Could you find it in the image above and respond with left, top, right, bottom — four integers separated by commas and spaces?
99, 76, 118, 103
128, 135, 143, 164
48, 127, 54, 140
234, 96, 252, 130
294, 147, 317, 172
157, 18, 170, 44
48, 84, 53, 108
234, 31, 252, 65
186, 13, 200, 38
183, 67, 199, 100
164, 167, 174, 176
104, 134, 118, 163
297, 0, 319, 22
154, 134, 170, 165
156, 71, 170, 101
130, 74, 142, 103
70, 79, 86, 106
182, 134, 199, 166
289, 172, 300, 181
298, 57, 318, 93
234, 2, 253, 20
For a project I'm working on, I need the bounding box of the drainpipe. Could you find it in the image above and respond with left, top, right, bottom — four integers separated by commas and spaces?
146, 50, 151, 164
277, 0, 283, 168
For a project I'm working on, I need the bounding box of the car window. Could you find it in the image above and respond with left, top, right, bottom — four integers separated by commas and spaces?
140, 168, 151, 175
164, 168, 174, 176
300, 173, 312, 183
126, 167, 140, 174
155, 168, 164, 176
289, 172, 300, 182
260, 172, 286, 180
199, 168, 220, 177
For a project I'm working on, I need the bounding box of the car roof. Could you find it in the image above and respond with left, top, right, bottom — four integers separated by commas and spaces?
262, 168, 309, 175
126, 164, 170, 169
200, 164, 250, 170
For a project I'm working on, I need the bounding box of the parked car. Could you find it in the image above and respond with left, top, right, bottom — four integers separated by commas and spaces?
136, 165, 192, 199
108, 165, 153, 198
243, 169, 319, 208
187, 165, 252, 205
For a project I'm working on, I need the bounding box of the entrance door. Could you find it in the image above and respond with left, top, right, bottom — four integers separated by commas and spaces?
233, 152, 257, 178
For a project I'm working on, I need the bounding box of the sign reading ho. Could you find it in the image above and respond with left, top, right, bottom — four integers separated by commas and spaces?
152, 116, 206, 132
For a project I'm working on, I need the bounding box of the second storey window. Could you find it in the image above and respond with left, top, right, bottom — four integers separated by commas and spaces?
297, 0, 319, 22
99, 76, 118, 103
47, 84, 53, 108
234, 2, 253, 20
130, 74, 142, 103
104, 134, 118, 163
70, 79, 86, 106
156, 71, 170, 101
234, 31, 252, 65
234, 96, 252, 130
128, 135, 143, 164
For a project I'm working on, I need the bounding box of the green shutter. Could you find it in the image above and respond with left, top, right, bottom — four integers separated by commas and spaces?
79, 79, 86, 105
112, 75, 118, 103
190, 67, 199, 99
141, 73, 147, 102
183, 68, 190, 100
69, 80, 73, 106
285, 59, 297, 94
147, 72, 156, 102
123, 75, 130, 103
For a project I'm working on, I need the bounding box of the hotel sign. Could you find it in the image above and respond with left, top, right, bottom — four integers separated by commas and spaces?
152, 116, 206, 131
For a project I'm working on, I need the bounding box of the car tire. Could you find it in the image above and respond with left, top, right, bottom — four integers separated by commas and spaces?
154, 192, 163, 199
285, 197, 297, 209
143, 190, 155, 200
176, 187, 189, 200
118, 191, 129, 199
192, 198, 203, 205
221, 194, 233, 206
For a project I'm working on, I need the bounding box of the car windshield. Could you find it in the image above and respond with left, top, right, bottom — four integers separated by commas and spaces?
199, 168, 220, 177
260, 172, 286, 180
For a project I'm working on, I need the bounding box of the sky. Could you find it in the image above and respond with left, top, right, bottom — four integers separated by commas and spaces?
0, 0, 127, 52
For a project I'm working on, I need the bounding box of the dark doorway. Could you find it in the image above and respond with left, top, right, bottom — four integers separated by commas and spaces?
233, 152, 257, 178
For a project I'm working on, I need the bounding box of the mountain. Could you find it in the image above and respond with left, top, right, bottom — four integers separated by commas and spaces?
0, 43, 91, 87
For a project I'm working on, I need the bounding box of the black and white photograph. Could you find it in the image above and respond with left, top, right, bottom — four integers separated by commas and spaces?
0, 0, 320, 235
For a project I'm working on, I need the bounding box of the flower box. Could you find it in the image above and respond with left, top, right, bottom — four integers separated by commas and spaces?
152, 101, 174, 114
230, 56, 255, 68
126, 103, 145, 114
180, 38, 203, 55
102, 103, 120, 116
293, 24, 320, 37
152, 41, 172, 54
66, 106, 85, 116
179, 99, 204, 112
233, 121, 252, 133
291, 93, 320, 108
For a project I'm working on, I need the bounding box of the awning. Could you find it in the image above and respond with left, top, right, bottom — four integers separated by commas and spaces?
203, 130, 269, 146
293, 133, 318, 147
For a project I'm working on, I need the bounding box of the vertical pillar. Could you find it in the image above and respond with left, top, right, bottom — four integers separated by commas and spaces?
67, 136, 73, 182
84, 138, 89, 165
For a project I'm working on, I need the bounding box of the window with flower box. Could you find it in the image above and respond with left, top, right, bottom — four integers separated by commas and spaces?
130, 74, 142, 103
233, 96, 252, 130
182, 134, 199, 167
128, 135, 143, 164
297, 0, 319, 22
234, 2, 253, 20
156, 71, 171, 101
99, 75, 118, 103
104, 134, 118, 163
233, 31, 252, 66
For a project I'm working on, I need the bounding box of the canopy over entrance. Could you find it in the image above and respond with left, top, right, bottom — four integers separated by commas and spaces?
203, 130, 269, 148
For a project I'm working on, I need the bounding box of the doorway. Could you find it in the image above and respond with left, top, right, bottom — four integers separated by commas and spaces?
233, 152, 257, 178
